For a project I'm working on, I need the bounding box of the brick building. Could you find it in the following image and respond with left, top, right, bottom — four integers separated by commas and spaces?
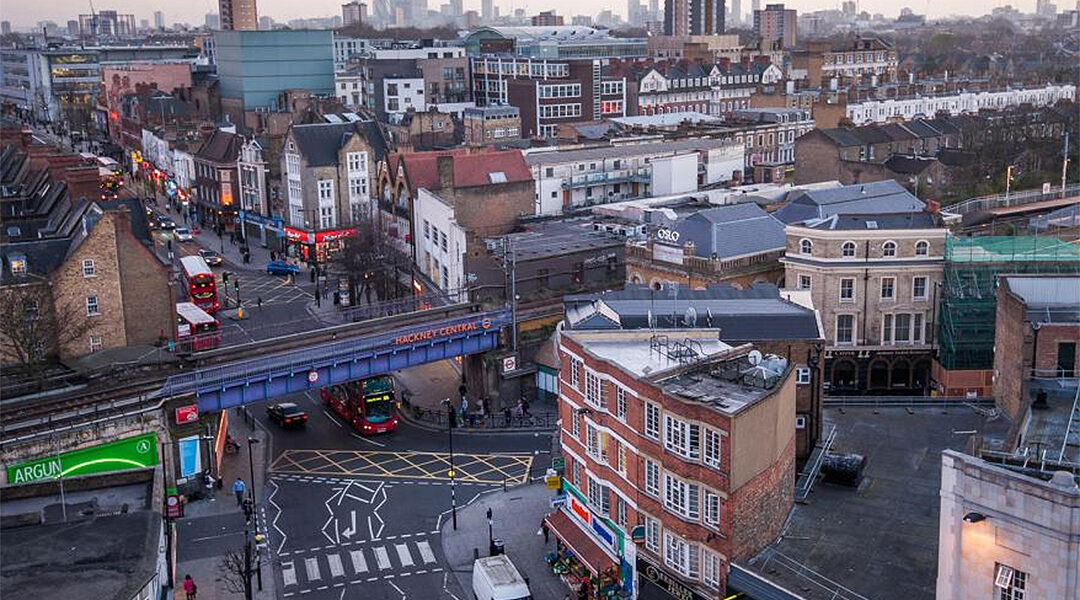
462, 105, 522, 146
992, 275, 1080, 425
550, 326, 797, 598
1, 141, 174, 363
779, 197, 946, 395
564, 283, 824, 462
193, 127, 242, 230
280, 116, 388, 263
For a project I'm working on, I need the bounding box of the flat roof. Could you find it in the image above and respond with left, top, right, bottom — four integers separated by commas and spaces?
741, 406, 1010, 600
496, 220, 623, 261
523, 136, 735, 167
565, 329, 731, 378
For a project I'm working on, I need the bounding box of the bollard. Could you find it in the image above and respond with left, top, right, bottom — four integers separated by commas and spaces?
473, 548, 479, 561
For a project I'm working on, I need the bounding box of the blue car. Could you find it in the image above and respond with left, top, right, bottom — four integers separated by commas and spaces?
266, 260, 300, 276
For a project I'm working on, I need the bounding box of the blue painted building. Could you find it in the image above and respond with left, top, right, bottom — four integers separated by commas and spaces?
214, 30, 335, 111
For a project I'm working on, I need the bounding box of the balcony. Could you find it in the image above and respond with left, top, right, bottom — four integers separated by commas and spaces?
561, 168, 650, 189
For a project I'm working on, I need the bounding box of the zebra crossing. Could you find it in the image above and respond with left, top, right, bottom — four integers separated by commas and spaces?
281, 537, 442, 596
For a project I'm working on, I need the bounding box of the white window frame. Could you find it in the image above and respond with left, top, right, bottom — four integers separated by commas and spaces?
839, 277, 855, 302
836, 314, 855, 345
663, 415, 700, 460
799, 238, 813, 255
796, 367, 811, 384
644, 401, 660, 440
644, 458, 660, 497
841, 241, 856, 257
86, 295, 100, 316
644, 515, 659, 552
702, 548, 721, 588
882, 240, 897, 257
615, 386, 627, 420
586, 423, 601, 459
82, 259, 96, 277
585, 371, 602, 408
798, 274, 811, 291
570, 358, 582, 389
570, 410, 580, 438
880, 276, 896, 300
663, 473, 699, 520
703, 489, 721, 528
913, 276, 928, 300
703, 428, 722, 470
88, 334, 103, 352
915, 239, 930, 256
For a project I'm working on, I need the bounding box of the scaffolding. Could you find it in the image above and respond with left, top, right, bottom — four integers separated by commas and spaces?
937, 235, 1080, 371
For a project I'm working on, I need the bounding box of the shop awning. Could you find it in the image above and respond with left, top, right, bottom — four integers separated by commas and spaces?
544, 510, 618, 576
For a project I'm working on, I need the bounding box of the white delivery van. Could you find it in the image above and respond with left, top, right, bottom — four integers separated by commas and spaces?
471, 555, 531, 600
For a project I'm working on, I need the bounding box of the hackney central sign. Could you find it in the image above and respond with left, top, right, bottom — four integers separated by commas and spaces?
6, 433, 159, 485
392, 316, 494, 346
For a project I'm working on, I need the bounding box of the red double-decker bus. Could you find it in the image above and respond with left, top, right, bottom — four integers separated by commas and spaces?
175, 302, 221, 351
179, 255, 218, 313
321, 375, 398, 435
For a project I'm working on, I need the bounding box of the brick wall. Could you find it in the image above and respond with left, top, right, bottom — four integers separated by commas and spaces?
52, 211, 127, 358
114, 209, 175, 345
726, 435, 795, 561
793, 130, 844, 185
993, 284, 1028, 422
450, 181, 534, 237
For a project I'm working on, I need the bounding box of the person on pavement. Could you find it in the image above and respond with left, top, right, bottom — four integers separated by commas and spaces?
233, 478, 246, 507
183, 574, 197, 599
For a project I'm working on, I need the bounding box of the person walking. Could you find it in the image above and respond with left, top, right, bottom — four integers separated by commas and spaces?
257, 296, 263, 310
541, 519, 550, 543
183, 574, 197, 600
232, 477, 246, 507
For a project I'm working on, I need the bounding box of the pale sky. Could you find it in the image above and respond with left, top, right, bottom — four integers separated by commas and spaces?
0, 0, 1047, 29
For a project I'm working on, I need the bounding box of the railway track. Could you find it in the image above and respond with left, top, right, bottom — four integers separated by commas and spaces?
0, 302, 484, 447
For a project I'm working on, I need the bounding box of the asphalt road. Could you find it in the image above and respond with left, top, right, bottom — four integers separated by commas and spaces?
254, 385, 554, 600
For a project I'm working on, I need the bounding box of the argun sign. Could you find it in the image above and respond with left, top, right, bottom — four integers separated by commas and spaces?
6, 433, 159, 485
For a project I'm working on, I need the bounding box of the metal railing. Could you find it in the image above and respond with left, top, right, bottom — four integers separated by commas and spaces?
947, 183, 1080, 215
794, 425, 836, 503
823, 395, 995, 408
405, 406, 558, 430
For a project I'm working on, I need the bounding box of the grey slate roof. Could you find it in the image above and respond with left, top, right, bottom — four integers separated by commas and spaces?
675, 203, 786, 259
292, 119, 388, 168
804, 211, 937, 231
564, 284, 821, 342
774, 179, 925, 224
819, 128, 864, 147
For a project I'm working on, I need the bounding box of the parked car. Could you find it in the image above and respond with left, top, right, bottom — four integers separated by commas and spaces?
159, 217, 176, 230
266, 260, 300, 276
199, 249, 223, 267
267, 403, 308, 428
174, 227, 193, 242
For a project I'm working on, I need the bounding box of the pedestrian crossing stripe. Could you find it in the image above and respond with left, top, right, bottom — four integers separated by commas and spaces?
282, 540, 439, 586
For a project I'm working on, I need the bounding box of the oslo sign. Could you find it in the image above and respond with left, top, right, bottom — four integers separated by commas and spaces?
6, 433, 159, 485
655, 228, 680, 243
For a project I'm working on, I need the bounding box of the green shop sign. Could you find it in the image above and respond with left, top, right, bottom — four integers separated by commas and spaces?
6, 433, 159, 485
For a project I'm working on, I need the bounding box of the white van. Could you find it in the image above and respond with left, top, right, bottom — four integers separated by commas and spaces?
471, 555, 531, 600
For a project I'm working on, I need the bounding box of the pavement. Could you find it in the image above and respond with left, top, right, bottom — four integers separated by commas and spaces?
174, 408, 278, 600
440, 482, 571, 600
741, 405, 1012, 600
395, 360, 559, 434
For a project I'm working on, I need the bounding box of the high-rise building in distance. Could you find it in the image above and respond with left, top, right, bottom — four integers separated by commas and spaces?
219, 0, 258, 31
663, 0, 725, 35
153, 11, 165, 29
754, 2, 796, 48
342, 1, 365, 26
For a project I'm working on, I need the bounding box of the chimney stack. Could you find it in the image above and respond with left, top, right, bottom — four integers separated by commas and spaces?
437, 154, 455, 192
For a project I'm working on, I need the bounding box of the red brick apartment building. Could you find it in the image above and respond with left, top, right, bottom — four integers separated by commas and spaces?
550, 328, 796, 599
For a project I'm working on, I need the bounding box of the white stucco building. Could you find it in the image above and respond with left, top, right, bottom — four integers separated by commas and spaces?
847, 83, 1076, 125
413, 187, 467, 299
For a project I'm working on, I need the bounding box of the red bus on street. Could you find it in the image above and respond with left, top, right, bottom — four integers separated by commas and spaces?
321, 375, 398, 434
176, 302, 221, 351
179, 255, 218, 313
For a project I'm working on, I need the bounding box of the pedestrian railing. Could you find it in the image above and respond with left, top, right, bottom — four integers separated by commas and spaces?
823, 395, 995, 409
405, 406, 558, 430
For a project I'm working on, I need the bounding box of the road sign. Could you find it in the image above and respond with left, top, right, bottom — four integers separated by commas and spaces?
550, 494, 567, 508
502, 355, 517, 374
551, 456, 565, 472
545, 474, 562, 490
166, 494, 183, 519
307, 370, 319, 384
630, 525, 645, 543
175, 404, 199, 425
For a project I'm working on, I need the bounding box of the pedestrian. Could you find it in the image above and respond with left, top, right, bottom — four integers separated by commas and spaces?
475, 398, 485, 427
232, 477, 246, 507
521, 397, 532, 417
270, 250, 276, 261
503, 406, 512, 427
541, 519, 550, 543
183, 574, 197, 600
459, 397, 468, 423
257, 296, 263, 310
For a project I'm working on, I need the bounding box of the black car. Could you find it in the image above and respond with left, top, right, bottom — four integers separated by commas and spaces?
267, 403, 309, 428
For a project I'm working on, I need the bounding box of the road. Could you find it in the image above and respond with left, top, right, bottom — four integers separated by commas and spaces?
254, 379, 554, 600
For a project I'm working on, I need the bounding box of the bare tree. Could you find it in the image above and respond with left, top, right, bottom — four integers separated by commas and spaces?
0, 282, 96, 383
332, 219, 410, 306
218, 548, 249, 595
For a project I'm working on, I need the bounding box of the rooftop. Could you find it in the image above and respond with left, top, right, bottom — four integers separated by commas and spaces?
523, 136, 735, 166
565, 328, 732, 379
1002, 274, 1080, 325
675, 203, 787, 259
742, 406, 1010, 600
803, 211, 938, 231
495, 220, 624, 262
565, 284, 821, 342
773, 179, 925, 224
397, 149, 532, 189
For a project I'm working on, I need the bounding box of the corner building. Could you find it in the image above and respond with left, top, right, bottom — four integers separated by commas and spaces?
553, 328, 796, 598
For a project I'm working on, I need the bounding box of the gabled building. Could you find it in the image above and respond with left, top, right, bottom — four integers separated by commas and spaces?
280, 116, 389, 263
193, 127, 242, 229
613, 58, 783, 117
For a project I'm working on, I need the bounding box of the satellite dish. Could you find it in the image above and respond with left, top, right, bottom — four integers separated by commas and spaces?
748, 350, 763, 366
684, 306, 697, 327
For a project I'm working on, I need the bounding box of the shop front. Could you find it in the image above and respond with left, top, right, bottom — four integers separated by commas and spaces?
544, 483, 636, 600
284, 226, 358, 264
239, 210, 285, 252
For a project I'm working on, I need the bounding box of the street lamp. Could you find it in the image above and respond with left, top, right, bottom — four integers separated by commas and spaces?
246, 436, 263, 591
444, 398, 458, 530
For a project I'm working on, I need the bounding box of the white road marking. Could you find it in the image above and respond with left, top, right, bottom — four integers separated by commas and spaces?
373, 546, 391, 570
395, 543, 414, 567
304, 557, 321, 582
416, 540, 437, 564
322, 409, 343, 427
350, 432, 386, 448
327, 553, 345, 578
350, 549, 368, 573
282, 561, 297, 586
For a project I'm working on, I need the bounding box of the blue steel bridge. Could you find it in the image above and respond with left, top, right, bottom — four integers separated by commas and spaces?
163, 309, 512, 413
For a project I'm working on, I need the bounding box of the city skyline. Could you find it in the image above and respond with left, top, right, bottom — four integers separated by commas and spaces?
0, 0, 1055, 29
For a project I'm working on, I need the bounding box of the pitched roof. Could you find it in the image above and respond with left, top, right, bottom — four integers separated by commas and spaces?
291, 119, 388, 168
805, 211, 937, 231
900, 120, 943, 139
401, 149, 531, 189
676, 203, 786, 259
195, 129, 240, 164
879, 123, 918, 142
883, 154, 937, 175
775, 179, 925, 224
851, 126, 893, 145
819, 128, 864, 147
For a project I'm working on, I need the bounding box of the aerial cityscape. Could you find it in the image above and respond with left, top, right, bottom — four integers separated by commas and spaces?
0, 1, 1077, 600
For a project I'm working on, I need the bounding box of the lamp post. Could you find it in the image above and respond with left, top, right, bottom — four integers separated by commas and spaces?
444, 398, 458, 530
486, 507, 494, 554
246, 436, 263, 590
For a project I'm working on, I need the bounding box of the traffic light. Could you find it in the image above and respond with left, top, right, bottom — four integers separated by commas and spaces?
234, 279, 240, 291
448, 408, 458, 429
222, 271, 230, 284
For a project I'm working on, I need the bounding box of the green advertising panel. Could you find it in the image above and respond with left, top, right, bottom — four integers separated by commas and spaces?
6, 432, 159, 485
